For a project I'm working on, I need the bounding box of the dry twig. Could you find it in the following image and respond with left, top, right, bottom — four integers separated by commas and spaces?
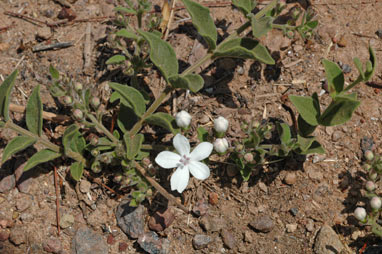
9, 103, 71, 123
54, 166, 61, 236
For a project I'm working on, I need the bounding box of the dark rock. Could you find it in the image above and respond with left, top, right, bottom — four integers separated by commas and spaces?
249, 215, 274, 233
119, 242, 128, 252
137, 232, 170, 254
290, 207, 298, 217
43, 238, 62, 254
0, 229, 10, 241
192, 199, 209, 217
192, 234, 211, 250
9, 226, 26, 245
0, 175, 15, 193
221, 229, 235, 249
116, 200, 145, 239
313, 224, 345, 254
57, 7, 76, 21
72, 226, 108, 254
376, 29, 382, 39
148, 208, 175, 232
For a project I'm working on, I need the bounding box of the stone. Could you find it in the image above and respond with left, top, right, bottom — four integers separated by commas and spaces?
0, 229, 10, 241
221, 229, 235, 249
72, 226, 108, 254
376, 29, 382, 39
16, 197, 32, 212
306, 219, 315, 232
9, 226, 26, 245
137, 232, 170, 254
116, 200, 145, 239
208, 192, 219, 205
119, 242, 128, 252
307, 169, 323, 181
286, 224, 297, 233
258, 182, 268, 193
57, 7, 76, 21
148, 208, 175, 232
313, 225, 345, 254
332, 131, 343, 142
192, 234, 211, 250
14, 161, 34, 193
337, 35, 347, 47
79, 180, 91, 193
351, 230, 362, 240
284, 172, 296, 185
192, 199, 209, 217
0, 175, 15, 193
243, 231, 253, 243
249, 215, 274, 233
341, 64, 352, 73
36, 27, 51, 40
199, 215, 224, 232
43, 238, 62, 254
60, 214, 74, 229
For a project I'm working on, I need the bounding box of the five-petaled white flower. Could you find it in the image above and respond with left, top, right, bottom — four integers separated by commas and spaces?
155, 134, 213, 193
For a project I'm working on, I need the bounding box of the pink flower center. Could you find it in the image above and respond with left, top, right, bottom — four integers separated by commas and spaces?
179, 154, 190, 166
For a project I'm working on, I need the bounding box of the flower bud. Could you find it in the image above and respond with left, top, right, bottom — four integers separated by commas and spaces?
365, 150, 374, 161
214, 116, 229, 133
74, 82, 83, 92
113, 173, 123, 183
100, 153, 112, 164
235, 144, 243, 152
354, 207, 366, 221
91, 149, 100, 157
214, 138, 229, 153
363, 164, 372, 171
90, 135, 99, 146
370, 172, 378, 181
90, 97, 100, 109
244, 153, 254, 162
63, 96, 73, 105
91, 161, 102, 173
175, 110, 192, 128
371, 196, 382, 210
73, 109, 84, 121
365, 181, 376, 192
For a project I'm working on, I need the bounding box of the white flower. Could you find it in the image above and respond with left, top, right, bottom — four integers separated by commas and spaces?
354, 207, 366, 221
213, 138, 229, 153
371, 197, 382, 210
175, 110, 192, 128
365, 181, 376, 192
155, 134, 213, 193
214, 116, 229, 133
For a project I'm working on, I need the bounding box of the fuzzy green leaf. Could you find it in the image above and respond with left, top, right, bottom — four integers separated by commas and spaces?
277, 123, 291, 145
26, 85, 43, 136
70, 162, 84, 181
299, 141, 325, 155
322, 59, 344, 98
124, 133, 144, 160
169, 74, 204, 92
181, 0, 217, 50
114, 6, 136, 14
289, 93, 320, 126
145, 112, 180, 134
109, 82, 146, 116
24, 149, 61, 171
197, 127, 209, 142
232, 0, 256, 15
106, 55, 126, 65
62, 124, 85, 155
212, 38, 274, 65
138, 30, 178, 80
297, 135, 315, 152
116, 28, 139, 40
306, 20, 318, 30
49, 65, 59, 80
297, 115, 316, 137
2, 136, 36, 163
49, 81, 66, 97
319, 95, 360, 126
365, 46, 377, 81
0, 70, 18, 121
251, 15, 273, 39
117, 105, 139, 133
353, 57, 365, 80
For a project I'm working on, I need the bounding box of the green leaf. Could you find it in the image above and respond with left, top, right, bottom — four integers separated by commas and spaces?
109, 82, 146, 116
232, 0, 256, 15
116, 28, 139, 40
306, 20, 318, 30
0, 70, 18, 121
322, 59, 344, 98
113, 130, 120, 139
212, 38, 274, 65
138, 30, 178, 80
135, 150, 149, 161
106, 55, 126, 65
49, 81, 66, 97
353, 57, 365, 80
251, 15, 273, 39
365, 46, 377, 81
26, 85, 43, 136
277, 123, 291, 145
145, 112, 180, 134
297, 135, 315, 152
70, 162, 84, 181
169, 74, 204, 92
197, 127, 208, 142
299, 141, 325, 155
114, 6, 136, 14
181, 0, 217, 50
62, 124, 85, 155
2, 136, 36, 163
297, 115, 316, 137
117, 105, 139, 133
0, 121, 4, 127
319, 96, 360, 126
49, 65, 60, 80
24, 149, 61, 171
289, 93, 320, 126
124, 133, 144, 160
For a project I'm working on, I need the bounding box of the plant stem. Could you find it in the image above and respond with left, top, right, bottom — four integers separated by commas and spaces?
344, 75, 363, 92
87, 114, 119, 143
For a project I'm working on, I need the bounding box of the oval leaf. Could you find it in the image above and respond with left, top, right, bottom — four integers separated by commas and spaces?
0, 70, 18, 121
277, 123, 291, 145
26, 85, 43, 136
353, 57, 365, 80
145, 112, 179, 134
70, 162, 84, 181
116, 28, 139, 40
2, 136, 36, 163
365, 46, 377, 81
251, 15, 273, 39
106, 55, 126, 65
124, 133, 144, 160
169, 74, 204, 92
181, 0, 217, 50
289, 94, 320, 126
24, 149, 61, 171
109, 82, 146, 116
319, 96, 360, 126
297, 115, 316, 137
138, 30, 178, 80
212, 38, 274, 65
49, 65, 60, 80
232, 0, 256, 15
322, 59, 344, 98
117, 105, 139, 133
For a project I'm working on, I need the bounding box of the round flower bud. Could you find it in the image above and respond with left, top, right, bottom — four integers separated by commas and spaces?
91, 161, 102, 173
113, 173, 123, 183
91, 149, 100, 157
73, 109, 84, 121
175, 110, 192, 128
354, 207, 367, 221
369, 172, 378, 181
363, 164, 372, 171
214, 116, 229, 133
74, 82, 83, 92
100, 154, 112, 164
371, 196, 382, 210
214, 138, 229, 153
365, 181, 376, 192
90, 97, 100, 109
235, 144, 243, 152
244, 153, 254, 162
90, 135, 99, 146
63, 96, 73, 105
365, 150, 374, 161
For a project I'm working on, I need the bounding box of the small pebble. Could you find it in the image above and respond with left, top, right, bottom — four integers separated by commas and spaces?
249, 215, 274, 233
60, 214, 74, 229
332, 130, 343, 142
258, 182, 268, 193
0, 175, 16, 193
337, 35, 347, 47
243, 231, 253, 243
137, 231, 170, 254
341, 64, 352, 73
221, 229, 235, 249
43, 238, 62, 254
79, 180, 91, 193
192, 199, 209, 217
286, 224, 298, 233
284, 172, 296, 185
351, 230, 362, 240
148, 208, 175, 232
119, 242, 128, 252
306, 219, 315, 232
290, 207, 298, 217
376, 29, 382, 39
192, 234, 211, 250
209, 192, 219, 205
199, 215, 224, 232
0, 229, 10, 241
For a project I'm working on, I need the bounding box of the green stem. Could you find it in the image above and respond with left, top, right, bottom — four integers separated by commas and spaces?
272, 23, 296, 31
87, 114, 119, 143
343, 75, 363, 92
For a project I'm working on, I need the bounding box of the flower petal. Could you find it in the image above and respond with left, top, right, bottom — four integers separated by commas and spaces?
170, 166, 189, 193
189, 161, 210, 180
155, 151, 181, 168
190, 142, 213, 161
173, 134, 190, 156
